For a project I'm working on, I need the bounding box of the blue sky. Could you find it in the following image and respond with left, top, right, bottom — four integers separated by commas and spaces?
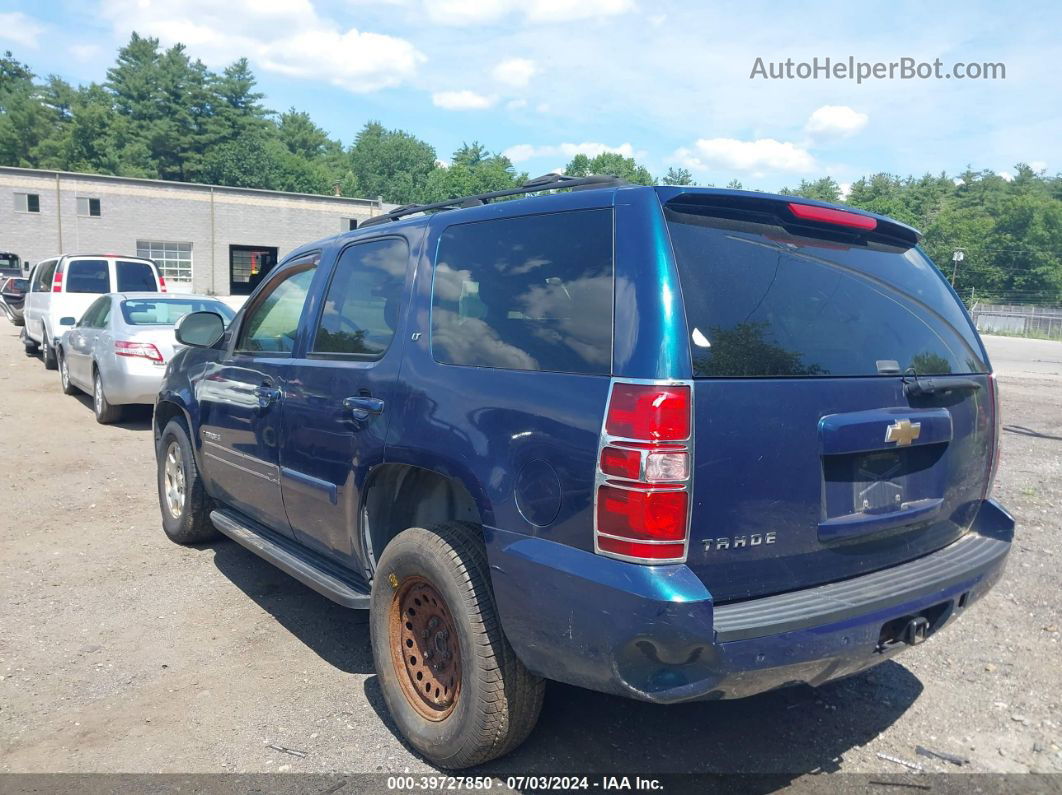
2, 0, 1059, 193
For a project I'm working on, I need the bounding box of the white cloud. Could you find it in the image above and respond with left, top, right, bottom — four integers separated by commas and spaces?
506, 98, 528, 110
996, 170, 1014, 182
524, 0, 635, 22
838, 182, 852, 199
424, 0, 635, 25
99, 0, 423, 93
1029, 160, 1048, 173
0, 12, 45, 48
805, 105, 869, 138
502, 141, 637, 163
676, 138, 816, 175
432, 89, 494, 110
492, 58, 536, 87
69, 44, 103, 61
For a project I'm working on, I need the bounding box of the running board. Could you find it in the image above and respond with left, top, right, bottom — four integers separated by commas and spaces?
210, 509, 370, 609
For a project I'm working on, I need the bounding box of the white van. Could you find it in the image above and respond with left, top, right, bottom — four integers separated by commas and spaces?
23, 254, 164, 369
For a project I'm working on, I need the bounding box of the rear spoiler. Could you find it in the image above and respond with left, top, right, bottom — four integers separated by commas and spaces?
663, 192, 920, 249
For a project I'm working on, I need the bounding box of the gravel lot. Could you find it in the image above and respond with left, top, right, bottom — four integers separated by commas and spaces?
0, 325, 1059, 781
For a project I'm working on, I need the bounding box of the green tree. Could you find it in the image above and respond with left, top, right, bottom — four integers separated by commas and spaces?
421, 143, 525, 203
348, 121, 438, 203
661, 166, 694, 186
565, 151, 655, 185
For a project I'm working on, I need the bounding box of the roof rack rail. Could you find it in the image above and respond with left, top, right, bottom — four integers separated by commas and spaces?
360, 173, 626, 228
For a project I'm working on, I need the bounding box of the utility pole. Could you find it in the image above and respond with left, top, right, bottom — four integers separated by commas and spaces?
951, 249, 964, 286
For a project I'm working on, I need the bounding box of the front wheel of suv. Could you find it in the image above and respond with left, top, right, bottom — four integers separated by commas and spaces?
157, 417, 219, 544
370, 522, 544, 769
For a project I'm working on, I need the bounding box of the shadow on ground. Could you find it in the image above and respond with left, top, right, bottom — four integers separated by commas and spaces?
209, 539, 374, 675
71, 394, 154, 430
206, 537, 921, 783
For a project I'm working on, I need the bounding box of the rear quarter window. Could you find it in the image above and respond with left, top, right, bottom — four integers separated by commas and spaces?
431, 209, 614, 374
116, 260, 159, 292
665, 207, 988, 377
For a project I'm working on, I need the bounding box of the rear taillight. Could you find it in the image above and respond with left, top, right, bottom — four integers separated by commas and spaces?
984, 373, 1001, 498
158, 275, 167, 293
115, 340, 163, 363
787, 202, 877, 230
595, 380, 693, 564
52, 271, 62, 292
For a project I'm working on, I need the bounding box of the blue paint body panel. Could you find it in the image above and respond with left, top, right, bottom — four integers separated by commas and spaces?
156, 184, 1013, 705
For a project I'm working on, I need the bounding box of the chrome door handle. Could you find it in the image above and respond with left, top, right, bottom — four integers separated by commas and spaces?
343, 395, 385, 421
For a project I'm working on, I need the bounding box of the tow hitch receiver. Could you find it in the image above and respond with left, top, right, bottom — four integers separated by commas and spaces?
904, 616, 930, 645
876, 607, 946, 653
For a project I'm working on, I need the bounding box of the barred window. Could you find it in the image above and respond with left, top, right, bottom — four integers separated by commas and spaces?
136, 240, 192, 287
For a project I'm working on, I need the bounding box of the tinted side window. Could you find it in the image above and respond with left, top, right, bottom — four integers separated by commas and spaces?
79, 297, 107, 328
431, 210, 614, 374
66, 260, 109, 294
34, 261, 56, 292
236, 266, 317, 355
116, 260, 158, 292
313, 238, 408, 358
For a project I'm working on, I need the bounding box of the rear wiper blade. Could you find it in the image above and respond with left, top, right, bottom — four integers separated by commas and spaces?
903, 371, 982, 397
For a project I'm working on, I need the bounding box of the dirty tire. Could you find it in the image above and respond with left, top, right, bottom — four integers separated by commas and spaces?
370, 522, 544, 769
92, 370, 122, 424
58, 348, 79, 395
157, 417, 219, 544
41, 334, 57, 370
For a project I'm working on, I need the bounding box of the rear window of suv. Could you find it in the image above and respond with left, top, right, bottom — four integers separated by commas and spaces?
116, 260, 158, 292
664, 202, 988, 377
431, 209, 614, 374
65, 259, 109, 293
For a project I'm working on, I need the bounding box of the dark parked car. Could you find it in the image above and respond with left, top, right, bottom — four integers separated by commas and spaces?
153, 175, 1013, 768
1, 276, 29, 325
0, 251, 23, 280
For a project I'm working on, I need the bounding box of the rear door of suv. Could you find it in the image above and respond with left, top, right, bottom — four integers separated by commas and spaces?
660, 191, 995, 602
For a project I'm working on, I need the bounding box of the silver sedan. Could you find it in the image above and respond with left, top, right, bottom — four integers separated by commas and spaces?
56, 292, 235, 423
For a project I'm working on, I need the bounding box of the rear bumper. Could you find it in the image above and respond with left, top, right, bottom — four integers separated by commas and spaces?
486, 499, 1013, 704
104, 366, 165, 405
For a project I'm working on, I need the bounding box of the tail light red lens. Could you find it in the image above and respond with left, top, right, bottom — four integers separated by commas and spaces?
52, 272, 63, 292
597, 537, 686, 561
595, 380, 693, 564
787, 202, 878, 230
605, 383, 690, 440
158, 275, 167, 293
115, 340, 163, 363
597, 486, 688, 541
600, 446, 641, 479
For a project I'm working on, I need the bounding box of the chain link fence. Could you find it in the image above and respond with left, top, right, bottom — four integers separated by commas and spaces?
970, 303, 1062, 340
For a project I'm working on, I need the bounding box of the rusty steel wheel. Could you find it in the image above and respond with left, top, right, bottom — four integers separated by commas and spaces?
388, 576, 462, 721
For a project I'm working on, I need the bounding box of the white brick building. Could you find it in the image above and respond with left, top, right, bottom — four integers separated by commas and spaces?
1, 166, 388, 296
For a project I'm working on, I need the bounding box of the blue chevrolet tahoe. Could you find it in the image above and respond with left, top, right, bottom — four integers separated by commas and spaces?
154, 175, 1013, 768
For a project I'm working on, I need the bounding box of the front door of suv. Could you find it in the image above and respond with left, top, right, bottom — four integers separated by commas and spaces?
279, 237, 411, 568
197, 259, 317, 536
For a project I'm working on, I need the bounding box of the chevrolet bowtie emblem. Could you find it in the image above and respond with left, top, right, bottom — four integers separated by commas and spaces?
885, 418, 922, 446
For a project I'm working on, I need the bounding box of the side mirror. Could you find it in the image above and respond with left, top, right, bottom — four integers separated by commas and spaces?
59, 316, 76, 326
175, 311, 225, 348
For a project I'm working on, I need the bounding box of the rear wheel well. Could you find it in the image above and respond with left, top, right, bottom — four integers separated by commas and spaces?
362, 465, 483, 573
154, 400, 187, 446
